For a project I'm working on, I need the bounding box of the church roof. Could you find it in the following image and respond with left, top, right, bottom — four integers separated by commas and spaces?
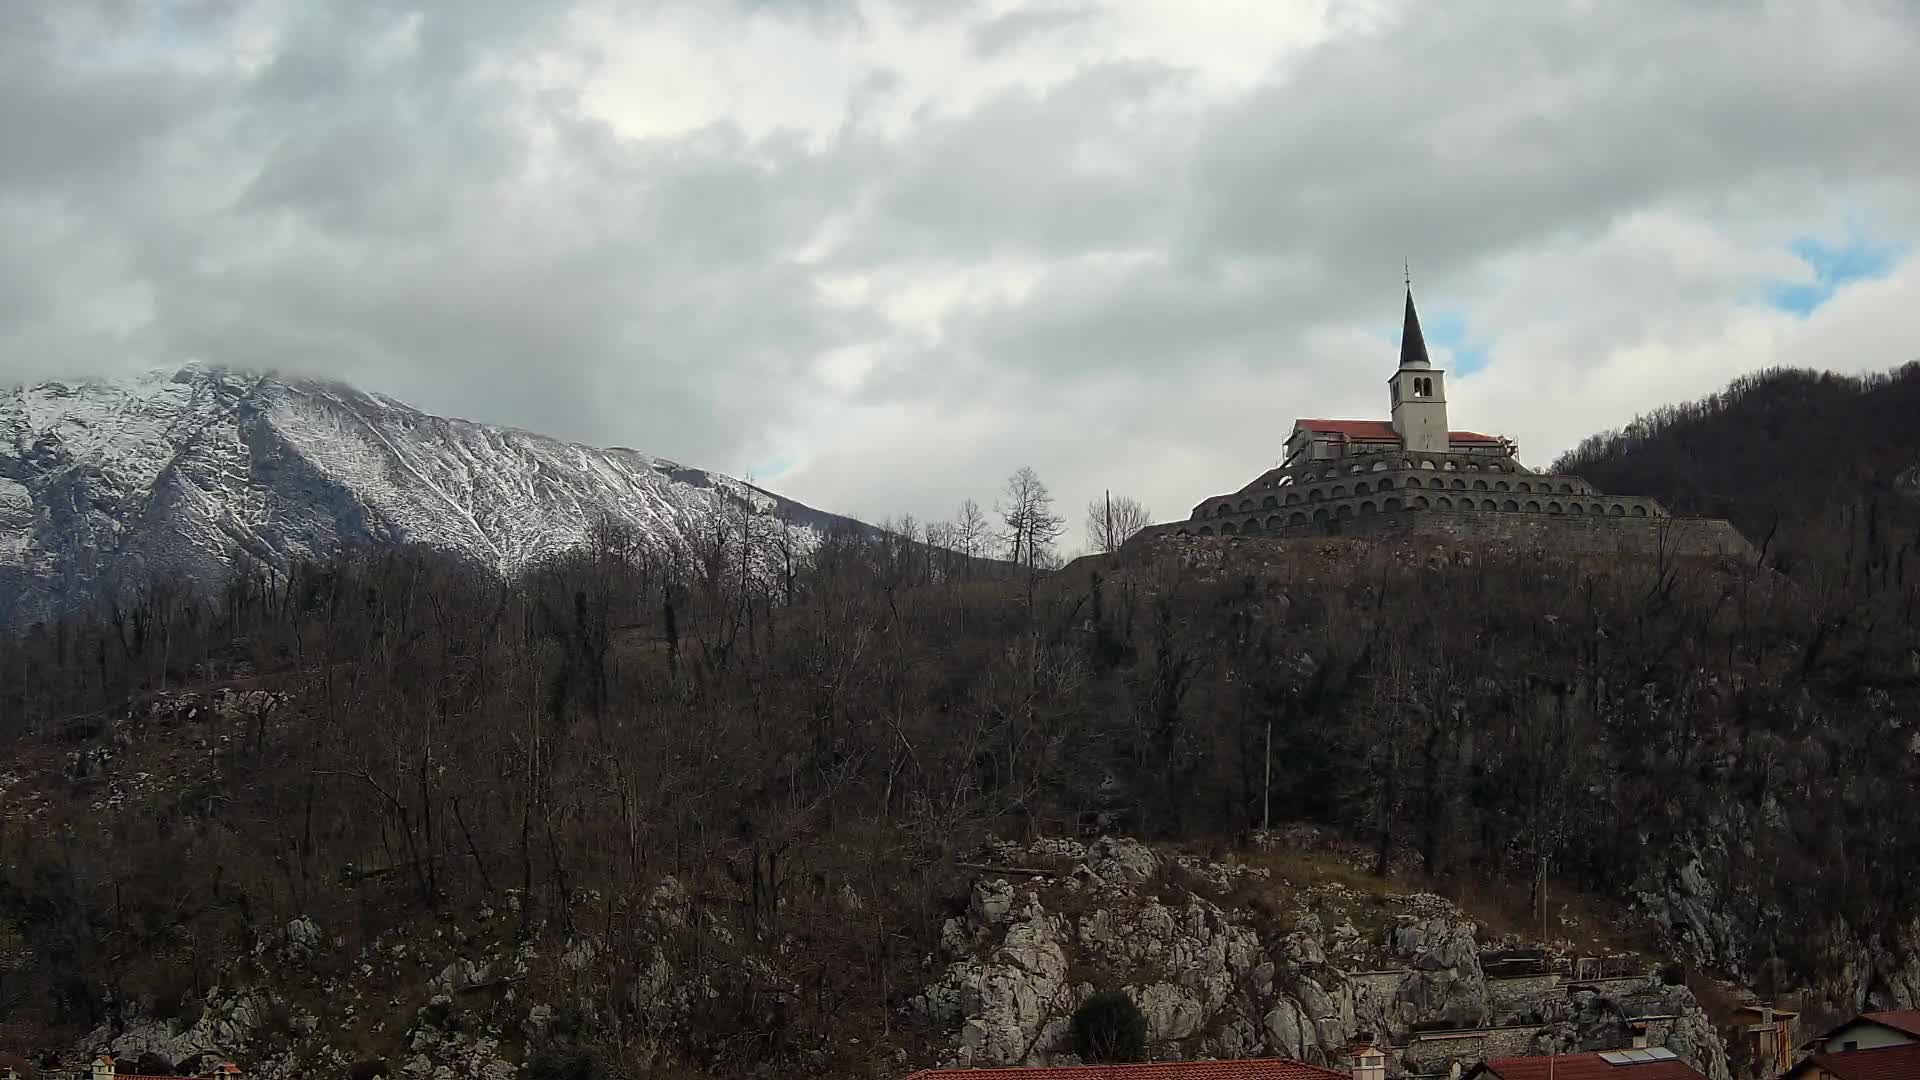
1400, 286, 1431, 369
1292, 419, 1503, 445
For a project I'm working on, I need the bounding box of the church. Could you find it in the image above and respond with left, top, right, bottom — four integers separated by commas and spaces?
1131, 286, 1686, 544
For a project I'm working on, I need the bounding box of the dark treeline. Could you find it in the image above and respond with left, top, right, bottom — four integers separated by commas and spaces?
1555, 361, 1920, 581
0, 388, 1916, 1075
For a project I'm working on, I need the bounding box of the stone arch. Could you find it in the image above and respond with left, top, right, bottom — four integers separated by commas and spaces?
1473, 479, 1489, 490
1288, 512, 1307, 526
1589, 503, 1605, 516
1632, 504, 1648, 517
1468, 463, 1483, 472
1384, 497, 1403, 511
1240, 519, 1262, 536
1262, 495, 1279, 509
1412, 495, 1431, 509
1517, 481, 1532, 493
1443, 460, 1458, 470
1559, 483, 1574, 494
1370, 459, 1389, 472
1335, 504, 1354, 519
1216, 503, 1233, 516
1482, 499, 1498, 511
1437, 496, 1453, 509
1309, 488, 1324, 502
1312, 507, 1329, 524
1331, 485, 1347, 497
1198, 526, 1214, 536
1349, 464, 1366, 475
1496, 480, 1511, 491
1221, 521, 1239, 535
1609, 504, 1626, 516
1525, 500, 1541, 512
1285, 492, 1300, 505
1501, 499, 1519, 511
1547, 501, 1563, 514
1456, 499, 1473, 511
1419, 459, 1437, 470
1400, 458, 1416, 469
1267, 514, 1285, 531
1452, 478, 1467, 489
1568, 501, 1583, 514
1431, 477, 1449, 489
1377, 477, 1394, 490
1355, 481, 1371, 495
1360, 500, 1378, 515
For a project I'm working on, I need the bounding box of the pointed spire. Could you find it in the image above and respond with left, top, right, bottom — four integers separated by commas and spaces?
1399, 283, 1431, 370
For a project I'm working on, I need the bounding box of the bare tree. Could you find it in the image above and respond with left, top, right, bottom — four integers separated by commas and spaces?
955, 498, 990, 575
1085, 492, 1153, 554
998, 467, 1066, 574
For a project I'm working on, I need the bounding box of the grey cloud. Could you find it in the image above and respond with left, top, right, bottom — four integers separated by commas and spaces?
4, 0, 1919, 543
970, 5, 1101, 56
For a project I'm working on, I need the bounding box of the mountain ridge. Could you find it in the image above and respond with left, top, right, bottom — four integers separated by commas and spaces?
0, 364, 864, 625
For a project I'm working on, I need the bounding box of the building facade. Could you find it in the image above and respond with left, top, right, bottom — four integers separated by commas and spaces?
1127, 286, 1743, 552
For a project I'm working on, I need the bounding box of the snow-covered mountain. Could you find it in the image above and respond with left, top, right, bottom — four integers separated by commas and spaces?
1, 365, 864, 625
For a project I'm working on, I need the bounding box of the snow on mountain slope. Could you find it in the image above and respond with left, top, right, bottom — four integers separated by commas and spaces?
0, 365, 864, 625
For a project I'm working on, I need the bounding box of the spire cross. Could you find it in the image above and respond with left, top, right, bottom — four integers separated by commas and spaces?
1404, 260, 1411, 289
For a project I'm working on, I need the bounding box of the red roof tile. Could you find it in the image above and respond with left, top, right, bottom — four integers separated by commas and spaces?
1862, 1010, 1920, 1038
1796, 1042, 1920, 1080
902, 1060, 1348, 1080
1473, 1052, 1707, 1080
1291, 419, 1503, 445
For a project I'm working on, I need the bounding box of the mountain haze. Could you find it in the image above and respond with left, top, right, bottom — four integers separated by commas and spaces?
0, 366, 865, 625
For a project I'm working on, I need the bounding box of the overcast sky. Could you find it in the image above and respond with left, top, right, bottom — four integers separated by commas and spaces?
6, 1, 1919, 549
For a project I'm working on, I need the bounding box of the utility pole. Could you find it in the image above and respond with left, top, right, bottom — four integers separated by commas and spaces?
1262, 714, 1273, 837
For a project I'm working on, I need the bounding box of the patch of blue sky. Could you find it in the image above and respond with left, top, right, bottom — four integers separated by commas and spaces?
1765, 235, 1903, 317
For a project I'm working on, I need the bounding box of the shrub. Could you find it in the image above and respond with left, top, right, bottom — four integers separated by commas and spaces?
526, 1051, 598, 1080
1070, 990, 1147, 1064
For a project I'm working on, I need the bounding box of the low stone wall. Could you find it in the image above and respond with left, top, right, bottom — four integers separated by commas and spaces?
1135, 510, 1755, 562
1402, 1025, 1548, 1072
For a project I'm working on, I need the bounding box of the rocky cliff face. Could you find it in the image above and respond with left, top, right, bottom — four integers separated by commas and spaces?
910, 837, 1731, 1080
1, 365, 864, 625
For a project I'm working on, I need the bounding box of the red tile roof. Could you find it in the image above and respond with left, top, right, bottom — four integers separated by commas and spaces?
1862, 1010, 1920, 1038
1472, 1053, 1706, 1080
1794, 1042, 1920, 1079
902, 1060, 1348, 1080
1290, 419, 1503, 445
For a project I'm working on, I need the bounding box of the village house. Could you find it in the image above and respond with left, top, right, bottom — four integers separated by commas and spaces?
1727, 1002, 1797, 1078
1462, 1048, 1708, 1080
903, 1039, 1388, 1080
1782, 1009, 1920, 1079
82, 1057, 241, 1080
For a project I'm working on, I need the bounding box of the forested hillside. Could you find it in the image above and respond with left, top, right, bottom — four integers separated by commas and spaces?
1554, 362, 1920, 576
1, 370, 1918, 1078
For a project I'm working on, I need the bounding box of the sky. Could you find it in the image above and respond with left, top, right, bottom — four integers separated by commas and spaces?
5, 0, 1920, 551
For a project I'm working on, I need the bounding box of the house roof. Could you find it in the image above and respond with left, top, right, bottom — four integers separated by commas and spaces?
1860, 1010, 1920, 1038
1807, 1009, 1920, 1048
1468, 1051, 1707, 1080
1290, 419, 1504, 445
1789, 1042, 1920, 1080
901, 1059, 1349, 1080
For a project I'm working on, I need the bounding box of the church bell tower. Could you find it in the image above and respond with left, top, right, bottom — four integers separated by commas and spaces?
1389, 284, 1449, 454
